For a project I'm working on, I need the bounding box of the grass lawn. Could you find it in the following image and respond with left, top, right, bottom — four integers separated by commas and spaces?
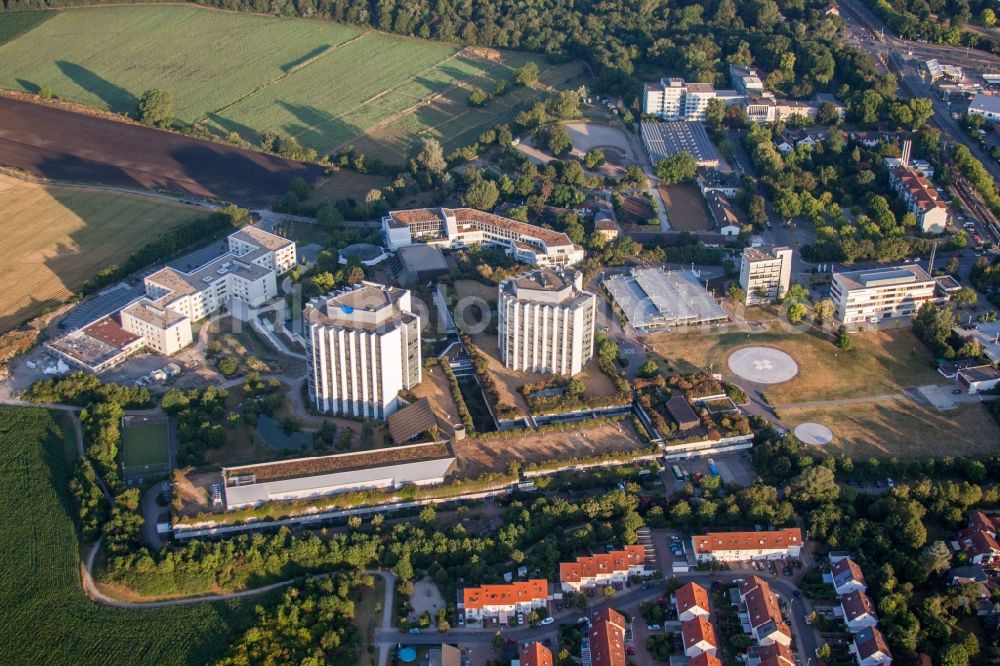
0, 407, 259, 665
0, 173, 201, 332
122, 420, 169, 475
307, 171, 391, 205
0, 5, 581, 161
780, 401, 1000, 459
651, 323, 942, 404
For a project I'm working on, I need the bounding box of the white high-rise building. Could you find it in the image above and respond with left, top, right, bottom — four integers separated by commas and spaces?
498, 268, 596, 376
642, 78, 741, 121
305, 282, 422, 420
739, 247, 793, 305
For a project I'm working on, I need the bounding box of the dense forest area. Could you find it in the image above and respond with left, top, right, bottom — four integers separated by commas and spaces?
865, 0, 1000, 51
1, 0, 890, 104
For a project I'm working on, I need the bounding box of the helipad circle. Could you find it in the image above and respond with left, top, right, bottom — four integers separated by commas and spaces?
727, 346, 798, 384
794, 422, 834, 446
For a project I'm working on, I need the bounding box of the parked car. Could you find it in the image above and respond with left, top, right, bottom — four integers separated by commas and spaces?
409, 628, 421, 634
647, 624, 661, 631
886, 477, 894, 488
578, 617, 589, 625
541, 617, 554, 625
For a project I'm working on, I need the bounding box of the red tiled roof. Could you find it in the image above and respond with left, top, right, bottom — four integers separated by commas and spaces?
559, 546, 645, 584
693, 528, 802, 554
855, 626, 892, 660
971, 511, 997, 535
589, 610, 627, 666
462, 580, 548, 610
758, 642, 795, 666
675, 582, 710, 615
840, 590, 877, 622
958, 527, 1000, 559
831, 557, 866, 587
681, 617, 717, 651
745, 583, 782, 630
690, 653, 723, 666
520, 642, 553, 666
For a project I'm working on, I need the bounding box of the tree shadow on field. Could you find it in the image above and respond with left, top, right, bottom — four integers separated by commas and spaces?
204, 112, 260, 145
15, 78, 40, 94
56, 60, 137, 113
275, 100, 363, 155
281, 44, 334, 73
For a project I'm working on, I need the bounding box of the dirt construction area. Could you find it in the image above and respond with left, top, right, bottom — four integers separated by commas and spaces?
0, 96, 323, 206
453, 419, 646, 476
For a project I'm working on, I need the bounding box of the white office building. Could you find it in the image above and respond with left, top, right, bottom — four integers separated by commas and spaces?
382, 207, 584, 267
642, 78, 741, 121
119, 226, 294, 355
739, 247, 793, 305
498, 268, 596, 376
304, 281, 422, 420
831, 265, 936, 325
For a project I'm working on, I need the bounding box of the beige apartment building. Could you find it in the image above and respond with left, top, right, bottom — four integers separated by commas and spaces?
831, 265, 936, 325
498, 268, 596, 376
304, 282, 422, 420
739, 247, 793, 305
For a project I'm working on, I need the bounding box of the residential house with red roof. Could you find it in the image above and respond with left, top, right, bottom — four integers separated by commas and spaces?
674, 581, 711, 621
681, 616, 718, 657
756, 642, 795, 666
519, 642, 553, 666
690, 653, 723, 666
830, 556, 867, 595
692, 528, 803, 562
588, 609, 627, 666
559, 546, 646, 593
739, 577, 792, 647
839, 590, 879, 632
851, 626, 893, 666
461, 580, 549, 622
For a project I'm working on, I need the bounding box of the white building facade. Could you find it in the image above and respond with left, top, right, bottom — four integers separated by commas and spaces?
831, 266, 936, 325
304, 282, 421, 420
739, 247, 793, 305
498, 268, 596, 376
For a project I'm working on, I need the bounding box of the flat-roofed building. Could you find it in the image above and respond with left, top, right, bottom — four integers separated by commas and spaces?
604, 268, 727, 332
221, 441, 455, 509
116, 225, 292, 357
739, 247, 793, 305
460, 580, 549, 622
692, 528, 803, 562
831, 265, 936, 325
120, 299, 193, 355
498, 268, 595, 376
47, 317, 145, 373
641, 121, 721, 167
304, 281, 421, 419
642, 78, 741, 121
382, 208, 584, 267
558, 546, 646, 592
969, 93, 1000, 121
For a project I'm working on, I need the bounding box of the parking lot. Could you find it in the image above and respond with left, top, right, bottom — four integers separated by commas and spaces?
660, 452, 757, 493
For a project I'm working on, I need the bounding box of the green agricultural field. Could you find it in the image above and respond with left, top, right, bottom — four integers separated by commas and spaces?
0, 5, 583, 161
0, 407, 259, 666
0, 9, 53, 46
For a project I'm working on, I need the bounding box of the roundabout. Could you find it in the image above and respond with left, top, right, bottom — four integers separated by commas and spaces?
727, 346, 798, 385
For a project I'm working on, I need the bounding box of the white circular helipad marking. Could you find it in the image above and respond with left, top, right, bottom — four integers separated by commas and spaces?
727, 346, 798, 384
794, 422, 834, 446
